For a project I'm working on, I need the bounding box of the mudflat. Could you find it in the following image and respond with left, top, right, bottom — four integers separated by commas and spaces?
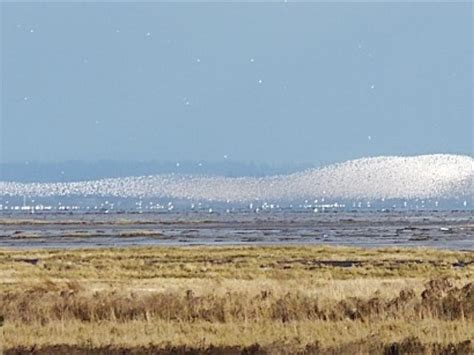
0, 210, 472, 249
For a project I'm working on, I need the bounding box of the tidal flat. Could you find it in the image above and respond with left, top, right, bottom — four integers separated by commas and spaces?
0, 244, 473, 354
0, 210, 472, 249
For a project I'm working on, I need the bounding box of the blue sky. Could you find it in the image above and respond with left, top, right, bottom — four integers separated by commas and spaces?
1, 2, 472, 165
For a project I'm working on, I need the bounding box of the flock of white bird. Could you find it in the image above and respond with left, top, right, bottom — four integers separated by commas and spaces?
0, 155, 472, 202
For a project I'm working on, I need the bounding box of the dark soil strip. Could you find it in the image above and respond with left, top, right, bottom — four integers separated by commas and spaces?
5, 339, 473, 355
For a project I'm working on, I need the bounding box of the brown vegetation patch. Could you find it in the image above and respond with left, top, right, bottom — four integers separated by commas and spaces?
0, 279, 472, 324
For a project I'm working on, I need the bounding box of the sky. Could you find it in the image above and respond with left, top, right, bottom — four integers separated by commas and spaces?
1, 2, 472, 167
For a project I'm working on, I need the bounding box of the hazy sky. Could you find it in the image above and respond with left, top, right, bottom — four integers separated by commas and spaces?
1, 2, 472, 165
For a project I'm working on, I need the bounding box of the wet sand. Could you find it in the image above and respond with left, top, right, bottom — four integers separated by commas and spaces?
0, 210, 472, 250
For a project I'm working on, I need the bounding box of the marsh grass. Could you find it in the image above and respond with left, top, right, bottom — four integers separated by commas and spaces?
0, 246, 472, 353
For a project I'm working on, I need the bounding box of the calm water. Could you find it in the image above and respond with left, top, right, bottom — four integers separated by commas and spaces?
0, 210, 472, 250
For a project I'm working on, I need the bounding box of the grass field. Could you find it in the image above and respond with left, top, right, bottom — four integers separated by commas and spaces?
0, 246, 473, 354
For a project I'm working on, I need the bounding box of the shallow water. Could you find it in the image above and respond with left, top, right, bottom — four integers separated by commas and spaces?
0, 210, 472, 250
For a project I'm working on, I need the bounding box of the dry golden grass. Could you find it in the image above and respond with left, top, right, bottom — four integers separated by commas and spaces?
3, 320, 472, 351
0, 246, 473, 354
